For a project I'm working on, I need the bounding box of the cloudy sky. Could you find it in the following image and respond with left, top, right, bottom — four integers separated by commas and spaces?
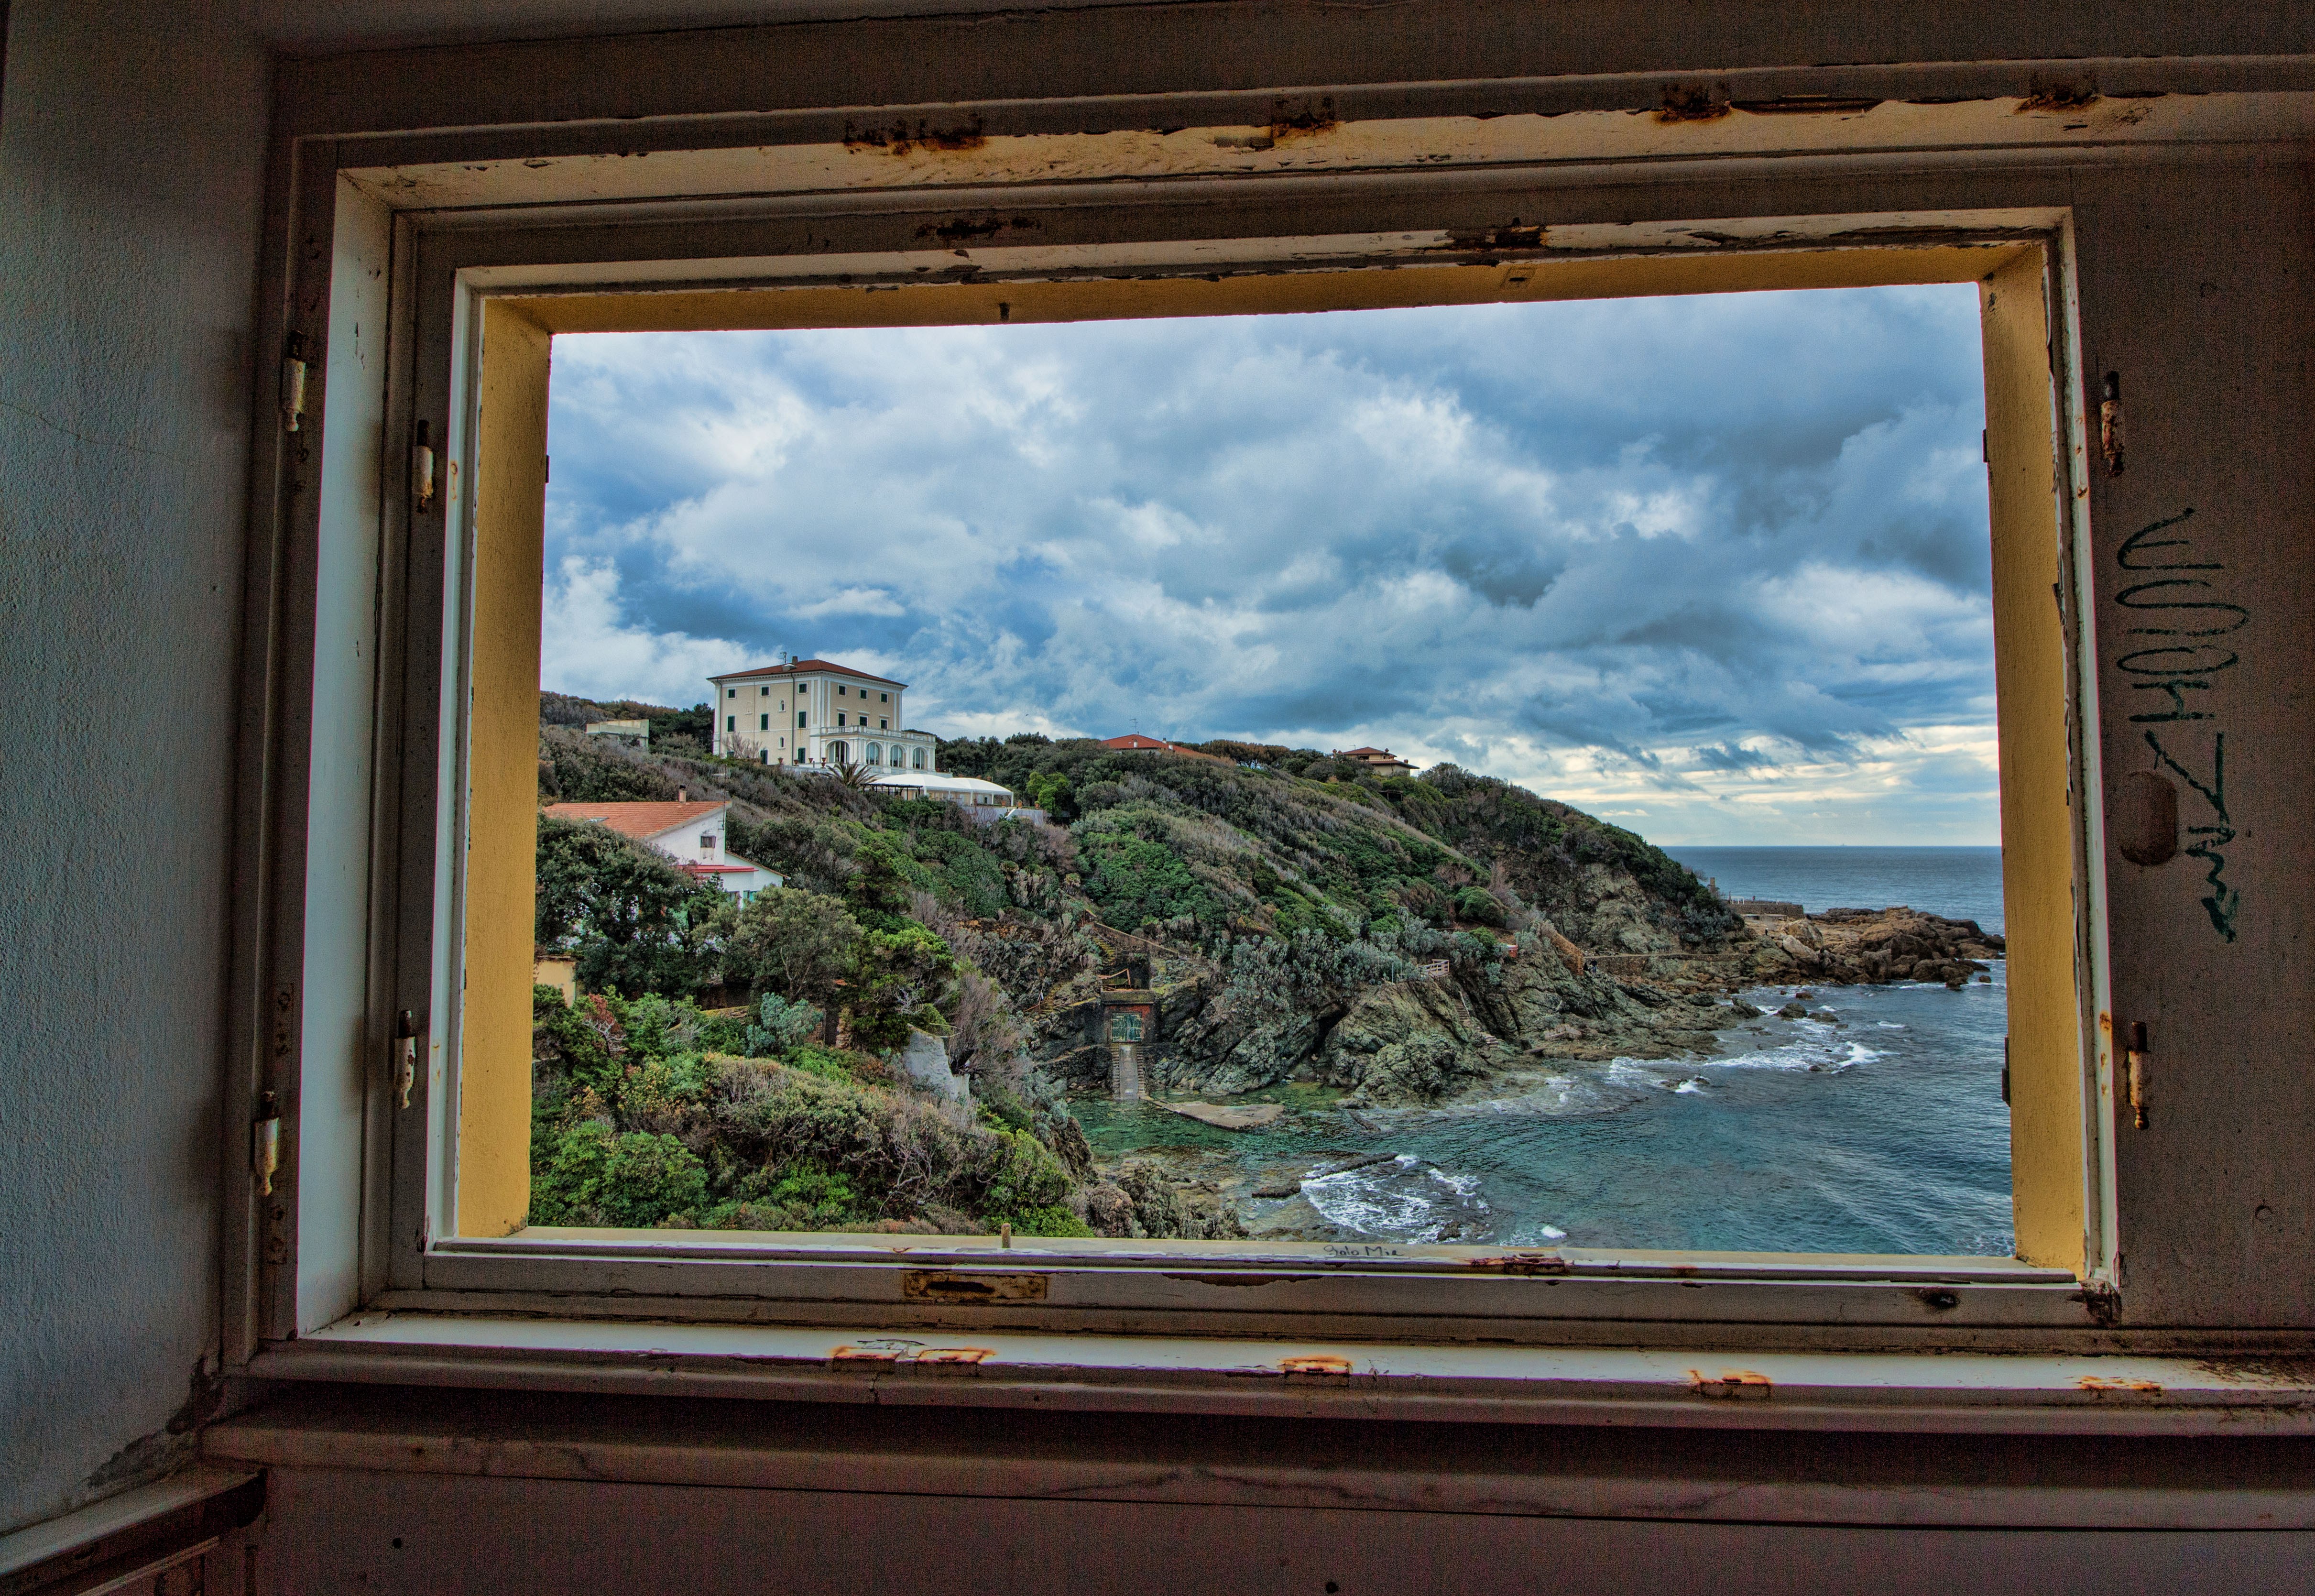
541, 284, 1996, 845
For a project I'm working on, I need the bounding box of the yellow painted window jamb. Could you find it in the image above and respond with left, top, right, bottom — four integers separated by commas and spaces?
458, 298, 551, 1238
1981, 247, 2088, 1274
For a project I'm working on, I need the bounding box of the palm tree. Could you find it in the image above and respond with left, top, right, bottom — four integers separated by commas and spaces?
830, 755, 877, 792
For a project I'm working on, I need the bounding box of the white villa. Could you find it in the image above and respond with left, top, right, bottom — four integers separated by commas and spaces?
542, 798, 784, 899
708, 657, 937, 775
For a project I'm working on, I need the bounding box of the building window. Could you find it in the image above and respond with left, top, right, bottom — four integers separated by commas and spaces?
838, 712, 847, 726
912, 747, 926, 770
726, 687, 736, 699
879, 718, 888, 730
759, 714, 769, 731
699, 833, 716, 852
830, 741, 849, 764
880, 691, 889, 702
867, 743, 883, 764
838, 685, 848, 696
725, 715, 735, 732
797, 711, 807, 729
760, 685, 770, 695
1109, 1012, 1145, 1043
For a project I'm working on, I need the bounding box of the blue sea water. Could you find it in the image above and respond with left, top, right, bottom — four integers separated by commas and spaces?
1079, 847, 2013, 1257
1665, 844, 2005, 936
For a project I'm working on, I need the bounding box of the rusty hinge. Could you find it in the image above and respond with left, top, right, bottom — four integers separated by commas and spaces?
394, 1008, 424, 1109
280, 333, 311, 433
2125, 1020, 2151, 1128
252, 1089, 282, 1196
411, 419, 436, 511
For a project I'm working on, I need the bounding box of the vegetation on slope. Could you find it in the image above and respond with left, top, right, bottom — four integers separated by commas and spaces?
527, 695, 1747, 1228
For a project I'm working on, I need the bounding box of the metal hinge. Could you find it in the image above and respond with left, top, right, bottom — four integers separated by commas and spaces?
252, 1089, 282, 1195
280, 333, 311, 433
2126, 1019, 2151, 1129
393, 1008, 425, 1109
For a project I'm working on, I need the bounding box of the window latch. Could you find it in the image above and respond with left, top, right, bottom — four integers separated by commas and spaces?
253, 1090, 282, 1196
2126, 1020, 2151, 1129
395, 1008, 424, 1109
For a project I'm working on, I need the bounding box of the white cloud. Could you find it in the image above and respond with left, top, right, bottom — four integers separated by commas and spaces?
540, 284, 2000, 842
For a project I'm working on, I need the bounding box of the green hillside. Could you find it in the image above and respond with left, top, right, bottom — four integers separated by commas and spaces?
526, 699, 1748, 1234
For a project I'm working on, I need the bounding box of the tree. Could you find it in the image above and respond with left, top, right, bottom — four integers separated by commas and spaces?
847, 921, 960, 1052
535, 815, 732, 998
1025, 771, 1075, 821
728, 887, 862, 1012
845, 834, 917, 931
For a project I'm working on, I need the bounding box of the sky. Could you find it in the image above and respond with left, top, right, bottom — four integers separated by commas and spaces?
540, 284, 1997, 846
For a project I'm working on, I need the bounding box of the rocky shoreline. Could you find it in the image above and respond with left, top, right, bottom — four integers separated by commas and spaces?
1035, 905, 2003, 1115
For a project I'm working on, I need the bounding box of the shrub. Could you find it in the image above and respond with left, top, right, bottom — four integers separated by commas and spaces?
1452, 885, 1508, 927
531, 1122, 709, 1227
1008, 1203, 1095, 1238
744, 992, 823, 1057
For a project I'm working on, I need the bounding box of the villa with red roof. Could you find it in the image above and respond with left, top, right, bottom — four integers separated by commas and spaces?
706, 657, 934, 775
542, 798, 784, 900
1099, 732, 1228, 763
1332, 745, 1418, 776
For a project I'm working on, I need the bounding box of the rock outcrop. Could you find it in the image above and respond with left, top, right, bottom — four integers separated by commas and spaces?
1730, 907, 2004, 988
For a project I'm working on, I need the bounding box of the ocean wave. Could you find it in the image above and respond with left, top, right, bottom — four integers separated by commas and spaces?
1702, 1031, 1884, 1074
1301, 1152, 1493, 1243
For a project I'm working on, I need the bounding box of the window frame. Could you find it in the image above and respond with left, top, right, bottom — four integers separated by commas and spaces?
259, 111, 2170, 1360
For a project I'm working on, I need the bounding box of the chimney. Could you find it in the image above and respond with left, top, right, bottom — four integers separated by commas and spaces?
677, 786, 687, 802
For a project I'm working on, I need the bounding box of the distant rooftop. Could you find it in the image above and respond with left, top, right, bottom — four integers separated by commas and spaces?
710, 658, 905, 689
544, 800, 723, 841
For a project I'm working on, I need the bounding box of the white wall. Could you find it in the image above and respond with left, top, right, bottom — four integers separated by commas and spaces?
0, 0, 270, 1537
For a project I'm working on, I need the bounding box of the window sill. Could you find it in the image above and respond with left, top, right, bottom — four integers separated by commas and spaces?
246, 1312, 2315, 1438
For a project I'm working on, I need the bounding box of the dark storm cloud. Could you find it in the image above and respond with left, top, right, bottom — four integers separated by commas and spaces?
540, 284, 1999, 842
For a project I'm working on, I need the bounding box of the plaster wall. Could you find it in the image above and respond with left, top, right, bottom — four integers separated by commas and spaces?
0, 0, 269, 1538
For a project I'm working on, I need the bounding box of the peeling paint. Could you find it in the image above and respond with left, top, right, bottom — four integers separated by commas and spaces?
2076, 1375, 2164, 1393
1463, 1250, 1569, 1275
1689, 1369, 1774, 1400
901, 1270, 1049, 1302
844, 117, 988, 156
1279, 1355, 1355, 1375
1657, 84, 1731, 123
2018, 80, 2100, 115
1268, 96, 1338, 143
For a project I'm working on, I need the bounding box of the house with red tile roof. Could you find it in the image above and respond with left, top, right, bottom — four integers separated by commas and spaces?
543, 797, 783, 899
1332, 745, 1418, 776
707, 657, 934, 776
1099, 732, 1228, 762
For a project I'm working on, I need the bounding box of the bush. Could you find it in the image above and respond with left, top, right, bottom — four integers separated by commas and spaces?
1079, 832, 1211, 928
745, 992, 823, 1057
1452, 885, 1508, 927
1008, 1203, 1095, 1238
531, 1122, 709, 1227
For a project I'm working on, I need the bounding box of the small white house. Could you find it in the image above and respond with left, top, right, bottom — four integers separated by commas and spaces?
542, 798, 784, 899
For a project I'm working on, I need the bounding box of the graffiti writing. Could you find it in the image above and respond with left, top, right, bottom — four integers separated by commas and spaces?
2115, 508, 2241, 940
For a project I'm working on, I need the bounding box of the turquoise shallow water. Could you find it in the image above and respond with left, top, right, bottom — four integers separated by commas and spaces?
1078, 847, 2012, 1256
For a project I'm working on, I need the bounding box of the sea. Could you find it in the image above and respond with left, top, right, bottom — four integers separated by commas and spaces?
1076, 846, 2014, 1257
